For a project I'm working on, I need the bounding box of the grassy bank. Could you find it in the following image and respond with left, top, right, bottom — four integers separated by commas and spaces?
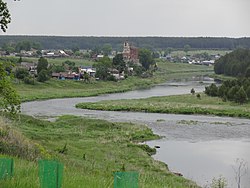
76, 93, 250, 119
0, 115, 198, 188
16, 61, 213, 102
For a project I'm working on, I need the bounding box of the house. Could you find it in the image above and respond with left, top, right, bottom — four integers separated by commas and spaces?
79, 66, 96, 77
52, 72, 80, 80
202, 60, 215, 66
42, 50, 69, 57
20, 62, 37, 75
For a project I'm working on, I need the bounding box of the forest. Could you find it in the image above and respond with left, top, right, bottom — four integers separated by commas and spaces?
214, 48, 250, 77
0, 36, 250, 50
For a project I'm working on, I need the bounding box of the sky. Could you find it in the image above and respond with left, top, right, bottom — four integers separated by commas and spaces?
4, 0, 250, 37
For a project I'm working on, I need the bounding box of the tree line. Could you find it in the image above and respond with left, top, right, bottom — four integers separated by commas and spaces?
205, 79, 250, 104
214, 48, 250, 77
1, 36, 250, 51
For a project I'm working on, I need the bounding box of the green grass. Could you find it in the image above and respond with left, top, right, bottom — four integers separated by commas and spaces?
2, 56, 94, 67
170, 49, 231, 57
76, 93, 250, 119
0, 115, 198, 188
15, 61, 213, 102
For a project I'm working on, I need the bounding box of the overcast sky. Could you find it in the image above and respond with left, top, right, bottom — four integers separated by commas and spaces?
4, 0, 250, 37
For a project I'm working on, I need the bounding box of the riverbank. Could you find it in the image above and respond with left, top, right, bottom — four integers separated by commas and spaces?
76, 93, 250, 119
15, 61, 213, 102
0, 114, 198, 188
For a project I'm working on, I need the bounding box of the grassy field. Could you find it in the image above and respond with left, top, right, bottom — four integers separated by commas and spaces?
0, 115, 198, 188
15, 61, 213, 102
76, 93, 250, 119
1, 56, 94, 67
170, 49, 231, 57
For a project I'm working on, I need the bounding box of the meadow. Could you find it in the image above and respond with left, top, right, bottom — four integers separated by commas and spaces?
76, 93, 250, 119
0, 115, 198, 188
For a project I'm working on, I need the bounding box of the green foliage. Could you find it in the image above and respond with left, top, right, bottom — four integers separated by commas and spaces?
0, 0, 11, 32
245, 67, 250, 78
0, 62, 20, 115
190, 88, 195, 95
2, 36, 249, 50
51, 65, 65, 73
76, 92, 250, 119
93, 57, 112, 80
14, 68, 29, 80
214, 48, 250, 77
205, 83, 218, 97
102, 43, 112, 56
2, 41, 42, 53
196, 93, 201, 99
0, 114, 197, 188
139, 49, 155, 70
37, 70, 49, 82
210, 175, 227, 188
37, 57, 48, 74
184, 44, 191, 54
23, 76, 35, 85
205, 78, 250, 104
0, 117, 42, 160
235, 87, 248, 104
113, 53, 126, 73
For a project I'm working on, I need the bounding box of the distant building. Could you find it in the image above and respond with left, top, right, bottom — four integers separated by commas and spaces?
122, 41, 139, 64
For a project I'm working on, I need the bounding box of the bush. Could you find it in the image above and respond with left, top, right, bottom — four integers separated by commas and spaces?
37, 70, 49, 82
23, 76, 35, 85
15, 68, 29, 80
191, 88, 195, 95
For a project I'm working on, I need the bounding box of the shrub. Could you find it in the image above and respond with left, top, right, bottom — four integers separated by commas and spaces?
15, 68, 29, 80
37, 70, 49, 82
24, 76, 35, 85
191, 88, 195, 95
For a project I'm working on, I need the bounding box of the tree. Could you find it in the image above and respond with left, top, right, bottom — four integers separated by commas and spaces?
235, 87, 247, 104
83, 72, 90, 83
205, 83, 218, 97
164, 47, 173, 56
0, 1, 20, 115
245, 67, 250, 78
37, 57, 48, 74
112, 53, 126, 73
190, 88, 195, 95
184, 44, 191, 54
37, 69, 49, 82
210, 175, 227, 188
15, 68, 29, 80
93, 57, 112, 80
0, 0, 11, 32
232, 158, 248, 188
139, 49, 155, 70
0, 62, 20, 115
102, 43, 112, 56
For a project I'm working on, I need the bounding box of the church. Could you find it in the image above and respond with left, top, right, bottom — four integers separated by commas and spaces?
122, 41, 139, 64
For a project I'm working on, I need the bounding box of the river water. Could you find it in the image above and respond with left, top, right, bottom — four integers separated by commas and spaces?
21, 76, 250, 188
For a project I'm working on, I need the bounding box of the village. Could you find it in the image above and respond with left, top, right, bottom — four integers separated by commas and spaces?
0, 41, 220, 83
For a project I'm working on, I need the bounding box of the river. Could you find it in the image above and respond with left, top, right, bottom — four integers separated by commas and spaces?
21, 76, 250, 188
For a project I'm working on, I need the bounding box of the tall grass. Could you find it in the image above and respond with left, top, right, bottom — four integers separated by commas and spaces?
0, 115, 198, 187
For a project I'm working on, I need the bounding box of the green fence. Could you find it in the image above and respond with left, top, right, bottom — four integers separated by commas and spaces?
0, 158, 14, 180
1, 158, 140, 187
114, 172, 139, 188
39, 160, 63, 188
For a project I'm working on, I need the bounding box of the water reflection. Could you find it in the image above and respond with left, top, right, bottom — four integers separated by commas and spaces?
147, 139, 250, 188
